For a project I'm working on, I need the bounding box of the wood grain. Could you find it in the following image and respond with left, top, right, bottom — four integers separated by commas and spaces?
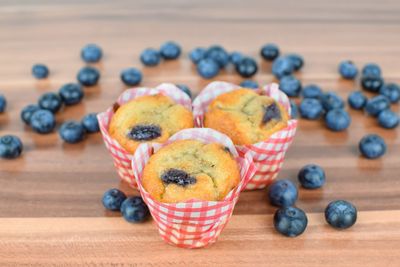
0, 0, 399, 266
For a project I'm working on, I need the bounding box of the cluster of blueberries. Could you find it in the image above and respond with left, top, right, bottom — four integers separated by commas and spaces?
268, 164, 356, 237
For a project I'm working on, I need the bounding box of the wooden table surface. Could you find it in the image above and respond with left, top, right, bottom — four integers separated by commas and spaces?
1, 0, 400, 266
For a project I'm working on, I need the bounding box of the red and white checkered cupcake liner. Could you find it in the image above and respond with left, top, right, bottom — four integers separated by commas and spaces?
131, 128, 257, 248
97, 83, 193, 189
192, 81, 298, 190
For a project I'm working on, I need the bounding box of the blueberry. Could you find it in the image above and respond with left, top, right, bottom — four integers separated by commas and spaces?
262, 103, 281, 123
240, 80, 259, 89
38, 92, 62, 113
290, 100, 299, 119
235, 57, 258, 78
361, 75, 384, 93
0, 94, 6, 113
273, 207, 308, 237
102, 188, 127, 211
20, 104, 40, 125
378, 109, 399, 129
229, 51, 243, 66
205, 45, 229, 68
59, 83, 84, 105
160, 41, 181, 60
268, 179, 298, 207
189, 47, 206, 64
120, 68, 142, 86
176, 84, 192, 99
197, 58, 219, 79
279, 75, 302, 97
298, 164, 326, 189
77, 66, 100, 87
338, 60, 358, 79
325, 200, 357, 229
161, 169, 197, 186
299, 98, 323, 120
302, 84, 323, 99
59, 121, 85, 143
260, 44, 280, 61
81, 113, 100, 133
127, 124, 162, 141
321, 91, 344, 111
379, 83, 400, 103
365, 95, 390, 117
32, 64, 49, 79
81, 44, 103, 63
120, 196, 150, 223
348, 91, 367, 110
359, 134, 386, 159
0, 135, 23, 159
272, 57, 294, 79
140, 48, 161, 66
30, 109, 56, 134
362, 63, 381, 77
287, 54, 304, 71
325, 109, 351, 131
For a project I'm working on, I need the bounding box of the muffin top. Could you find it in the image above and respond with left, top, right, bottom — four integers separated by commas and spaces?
204, 89, 289, 145
109, 94, 194, 153
142, 140, 240, 203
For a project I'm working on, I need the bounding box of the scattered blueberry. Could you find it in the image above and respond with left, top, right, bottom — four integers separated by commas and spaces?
59, 83, 84, 105
321, 91, 344, 111
0, 94, 6, 113
20, 104, 40, 125
205, 45, 229, 68
260, 44, 280, 61
298, 164, 326, 189
361, 75, 384, 93
325, 109, 351, 131
120, 68, 142, 86
362, 63, 381, 77
302, 84, 323, 99
365, 95, 390, 117
290, 100, 299, 119
176, 84, 192, 99
59, 121, 85, 143
273, 206, 308, 237
197, 58, 220, 79
160, 41, 181, 60
0, 135, 23, 159
338, 60, 358, 79
77, 66, 100, 87
120, 196, 150, 223
38, 92, 62, 113
235, 57, 258, 78
279, 75, 302, 97
268, 179, 298, 207
348, 91, 367, 110
81, 44, 103, 63
81, 113, 100, 133
359, 134, 386, 159
325, 200, 357, 229
140, 48, 161, 66
299, 98, 323, 120
32, 64, 49, 79
240, 80, 259, 89
378, 109, 399, 129
189, 47, 206, 64
102, 188, 127, 211
272, 57, 294, 79
229, 51, 243, 66
30, 109, 56, 134
379, 83, 400, 103
287, 54, 304, 71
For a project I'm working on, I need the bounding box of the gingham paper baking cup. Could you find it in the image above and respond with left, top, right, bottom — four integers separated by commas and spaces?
98, 83, 193, 188
132, 128, 257, 248
192, 81, 298, 190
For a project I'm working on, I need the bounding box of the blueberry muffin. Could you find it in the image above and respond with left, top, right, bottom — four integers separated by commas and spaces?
204, 89, 289, 145
142, 140, 240, 203
109, 94, 194, 153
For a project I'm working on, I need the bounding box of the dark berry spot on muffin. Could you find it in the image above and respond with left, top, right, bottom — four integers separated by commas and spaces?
127, 124, 162, 141
262, 102, 281, 124
161, 168, 197, 187
112, 102, 120, 113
